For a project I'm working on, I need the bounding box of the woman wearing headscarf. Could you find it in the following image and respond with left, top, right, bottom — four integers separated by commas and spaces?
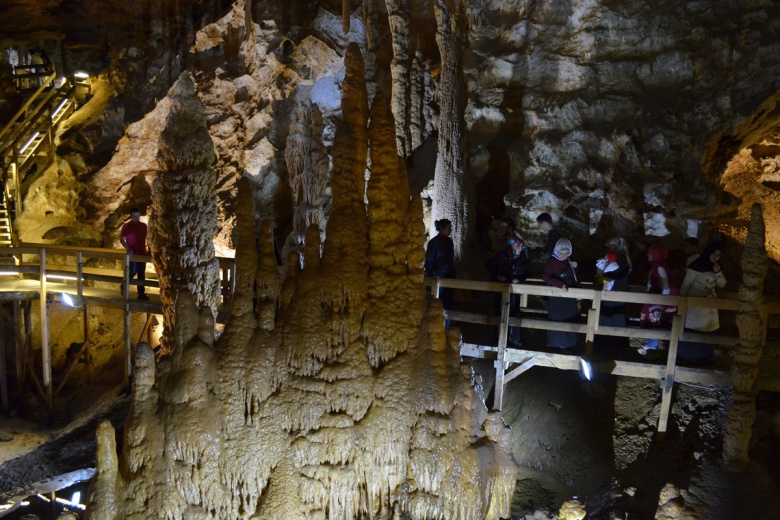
425, 219, 456, 317
595, 236, 632, 349
677, 241, 726, 362
542, 238, 579, 349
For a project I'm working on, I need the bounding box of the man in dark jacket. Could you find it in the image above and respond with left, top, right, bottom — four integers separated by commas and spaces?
536, 212, 561, 258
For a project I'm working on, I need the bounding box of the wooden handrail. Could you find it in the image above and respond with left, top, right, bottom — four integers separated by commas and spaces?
0, 72, 57, 143
429, 276, 780, 314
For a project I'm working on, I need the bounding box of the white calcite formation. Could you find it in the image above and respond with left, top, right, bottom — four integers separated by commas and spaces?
431, 0, 471, 261
148, 72, 221, 354
86, 44, 517, 520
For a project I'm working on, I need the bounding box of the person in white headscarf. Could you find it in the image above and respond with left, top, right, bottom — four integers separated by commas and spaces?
541, 238, 579, 349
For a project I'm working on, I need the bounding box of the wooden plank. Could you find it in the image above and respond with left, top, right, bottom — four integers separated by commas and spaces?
658, 304, 686, 433
445, 309, 500, 326
493, 285, 511, 411
504, 358, 536, 384
460, 343, 498, 359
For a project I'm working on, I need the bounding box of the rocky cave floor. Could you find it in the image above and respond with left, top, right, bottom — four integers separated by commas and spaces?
1, 318, 780, 519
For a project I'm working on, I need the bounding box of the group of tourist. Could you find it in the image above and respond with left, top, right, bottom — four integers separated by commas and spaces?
424, 213, 726, 363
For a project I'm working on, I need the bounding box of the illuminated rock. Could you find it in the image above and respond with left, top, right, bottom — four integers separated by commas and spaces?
86, 43, 517, 520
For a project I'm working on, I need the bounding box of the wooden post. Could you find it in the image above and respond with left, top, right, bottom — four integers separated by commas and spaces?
14, 302, 23, 394
39, 248, 52, 409
493, 284, 511, 411
84, 304, 91, 384
0, 303, 8, 412
124, 303, 131, 386
585, 290, 602, 358
658, 301, 688, 433
76, 251, 83, 301
123, 254, 130, 300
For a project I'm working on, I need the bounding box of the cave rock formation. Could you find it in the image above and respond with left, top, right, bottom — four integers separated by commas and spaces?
86, 43, 517, 520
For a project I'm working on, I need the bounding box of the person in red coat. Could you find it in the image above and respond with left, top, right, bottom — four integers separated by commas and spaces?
120, 208, 149, 300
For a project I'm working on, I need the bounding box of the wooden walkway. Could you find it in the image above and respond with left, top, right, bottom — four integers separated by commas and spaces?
431, 277, 780, 432
0, 244, 236, 414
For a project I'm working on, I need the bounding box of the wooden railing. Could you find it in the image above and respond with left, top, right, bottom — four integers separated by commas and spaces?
0, 244, 236, 305
0, 244, 236, 414
429, 276, 780, 431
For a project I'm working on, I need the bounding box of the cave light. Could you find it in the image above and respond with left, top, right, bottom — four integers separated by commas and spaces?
61, 293, 76, 307
56, 495, 86, 510
19, 132, 39, 154
579, 357, 593, 381
53, 97, 69, 118
73, 71, 89, 79
46, 274, 78, 281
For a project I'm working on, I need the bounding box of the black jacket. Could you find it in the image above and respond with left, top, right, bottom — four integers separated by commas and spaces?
487, 246, 529, 282
425, 234, 455, 277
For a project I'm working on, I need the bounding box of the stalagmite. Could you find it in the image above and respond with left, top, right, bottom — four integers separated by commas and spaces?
87, 42, 517, 520
149, 72, 221, 353
385, 0, 412, 157
282, 105, 330, 266
432, 0, 471, 261
723, 203, 769, 471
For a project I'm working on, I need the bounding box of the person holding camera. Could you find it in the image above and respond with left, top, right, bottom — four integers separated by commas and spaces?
541, 238, 579, 349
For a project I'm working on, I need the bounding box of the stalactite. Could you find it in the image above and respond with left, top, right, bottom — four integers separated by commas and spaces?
343, 0, 351, 34
149, 72, 221, 354
723, 203, 769, 471
384, 0, 412, 157
410, 50, 425, 151
432, 0, 471, 261
282, 105, 330, 267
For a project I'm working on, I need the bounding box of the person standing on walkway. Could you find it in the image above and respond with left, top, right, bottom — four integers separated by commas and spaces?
425, 219, 455, 322
487, 236, 529, 346
677, 241, 726, 362
542, 238, 579, 349
536, 212, 561, 258
120, 208, 149, 300
595, 236, 632, 350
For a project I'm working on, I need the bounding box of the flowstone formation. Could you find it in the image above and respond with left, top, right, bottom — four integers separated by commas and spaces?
86, 44, 517, 520
149, 72, 221, 354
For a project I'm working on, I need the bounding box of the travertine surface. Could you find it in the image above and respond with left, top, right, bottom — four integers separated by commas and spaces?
86, 44, 517, 520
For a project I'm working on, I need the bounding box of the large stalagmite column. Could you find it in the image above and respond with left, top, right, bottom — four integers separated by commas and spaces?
432, 0, 471, 261
149, 72, 221, 353
723, 203, 769, 471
